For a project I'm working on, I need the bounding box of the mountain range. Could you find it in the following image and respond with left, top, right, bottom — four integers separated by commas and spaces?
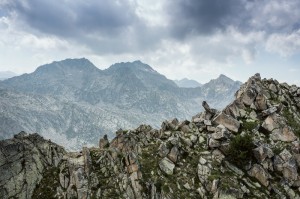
0, 58, 241, 150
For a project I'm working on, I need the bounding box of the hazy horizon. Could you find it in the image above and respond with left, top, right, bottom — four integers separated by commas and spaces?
0, 58, 245, 84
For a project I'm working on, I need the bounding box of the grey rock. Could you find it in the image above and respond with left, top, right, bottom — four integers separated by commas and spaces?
190, 135, 198, 143
290, 86, 298, 94
199, 157, 207, 165
224, 161, 244, 176
204, 120, 212, 126
183, 182, 191, 190
207, 126, 217, 132
197, 186, 207, 199
262, 107, 277, 116
248, 164, 269, 187
242, 88, 257, 106
211, 179, 219, 193
249, 110, 258, 120
282, 159, 298, 181
212, 149, 225, 163
208, 138, 221, 148
271, 127, 297, 142
274, 155, 285, 172
269, 83, 278, 93
262, 114, 279, 132
159, 157, 175, 175
281, 82, 290, 90
202, 101, 216, 115
253, 145, 274, 162
158, 142, 170, 158
197, 164, 211, 184
279, 149, 293, 162
255, 92, 267, 111
168, 146, 179, 163
211, 131, 228, 140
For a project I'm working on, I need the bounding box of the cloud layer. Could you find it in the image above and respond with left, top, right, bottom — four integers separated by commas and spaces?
1, 0, 300, 83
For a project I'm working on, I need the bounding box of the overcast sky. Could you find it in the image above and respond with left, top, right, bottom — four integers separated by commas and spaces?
0, 0, 300, 85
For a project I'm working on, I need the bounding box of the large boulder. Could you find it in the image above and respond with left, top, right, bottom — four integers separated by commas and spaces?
212, 112, 240, 133
255, 92, 267, 111
197, 164, 211, 184
248, 164, 269, 187
241, 88, 258, 106
223, 99, 245, 118
271, 127, 297, 142
261, 114, 280, 132
167, 146, 179, 163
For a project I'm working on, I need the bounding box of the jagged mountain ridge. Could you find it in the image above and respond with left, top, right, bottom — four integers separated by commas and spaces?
1, 74, 300, 198
0, 58, 241, 149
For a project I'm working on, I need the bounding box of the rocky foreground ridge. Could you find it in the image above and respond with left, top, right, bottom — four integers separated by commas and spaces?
1, 73, 300, 199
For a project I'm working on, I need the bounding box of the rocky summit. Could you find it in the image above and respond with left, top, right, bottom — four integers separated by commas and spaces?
1, 73, 300, 199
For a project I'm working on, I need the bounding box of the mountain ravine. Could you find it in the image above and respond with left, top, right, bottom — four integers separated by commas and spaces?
0, 58, 241, 150
1, 73, 300, 198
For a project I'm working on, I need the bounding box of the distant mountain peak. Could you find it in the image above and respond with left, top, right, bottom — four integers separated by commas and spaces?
51, 58, 96, 68
174, 78, 202, 88
217, 74, 230, 80
34, 58, 99, 74
207, 74, 239, 85
108, 60, 157, 74
132, 60, 143, 64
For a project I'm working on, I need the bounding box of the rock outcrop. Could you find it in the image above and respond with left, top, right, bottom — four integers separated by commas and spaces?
1, 73, 300, 198
0, 132, 65, 199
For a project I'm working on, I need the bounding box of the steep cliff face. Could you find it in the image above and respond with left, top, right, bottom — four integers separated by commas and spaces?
0, 132, 65, 198
1, 73, 300, 198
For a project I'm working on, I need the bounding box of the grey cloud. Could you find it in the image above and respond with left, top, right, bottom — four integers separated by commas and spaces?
2, 0, 300, 58
248, 0, 300, 33
7, 0, 138, 37
166, 0, 248, 38
166, 0, 300, 39
1, 0, 170, 54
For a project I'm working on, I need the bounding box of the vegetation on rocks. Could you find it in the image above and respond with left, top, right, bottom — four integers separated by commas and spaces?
283, 108, 300, 137
32, 167, 60, 199
226, 134, 255, 167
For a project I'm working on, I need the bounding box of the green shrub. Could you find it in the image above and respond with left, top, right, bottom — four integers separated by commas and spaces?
242, 120, 259, 131
226, 134, 255, 168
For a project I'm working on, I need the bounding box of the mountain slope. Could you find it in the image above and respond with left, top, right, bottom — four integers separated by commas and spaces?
1, 58, 101, 97
1, 74, 300, 198
0, 59, 241, 149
